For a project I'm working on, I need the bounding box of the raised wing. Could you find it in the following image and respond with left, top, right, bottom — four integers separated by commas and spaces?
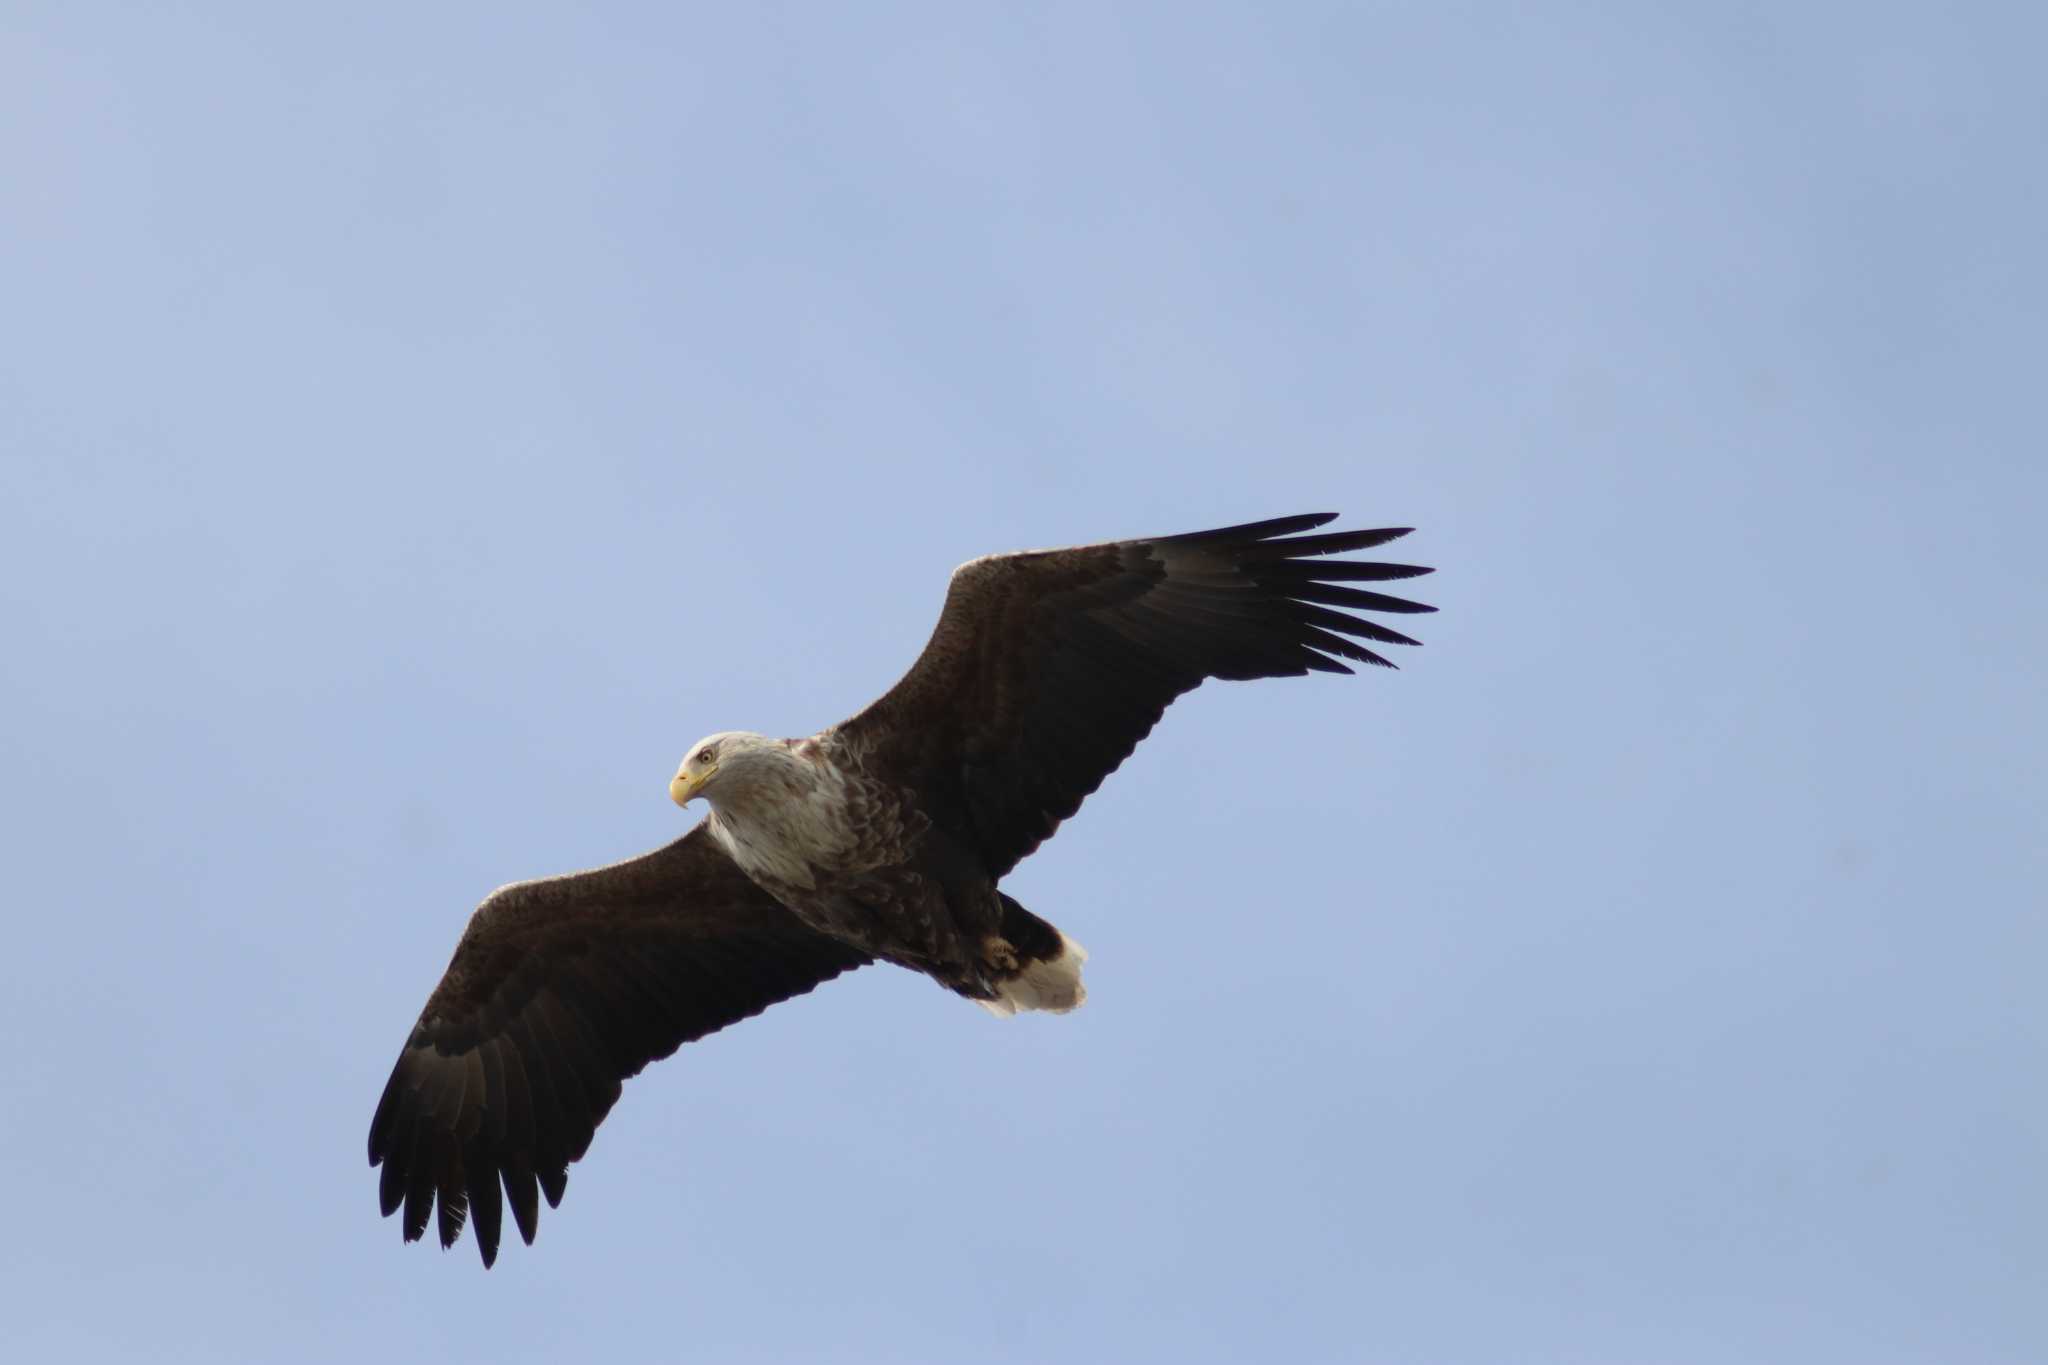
831, 513, 1434, 878
366, 823, 870, 1265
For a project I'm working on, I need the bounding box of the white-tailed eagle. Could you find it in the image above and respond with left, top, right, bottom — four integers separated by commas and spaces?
368, 514, 1434, 1264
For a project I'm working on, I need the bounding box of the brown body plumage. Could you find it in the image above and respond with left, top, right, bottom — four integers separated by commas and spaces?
369, 514, 1435, 1264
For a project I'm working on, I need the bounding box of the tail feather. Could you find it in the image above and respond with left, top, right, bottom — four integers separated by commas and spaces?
979, 895, 1087, 1017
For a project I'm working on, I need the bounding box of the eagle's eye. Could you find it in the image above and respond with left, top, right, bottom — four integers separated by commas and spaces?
697, 748, 715, 764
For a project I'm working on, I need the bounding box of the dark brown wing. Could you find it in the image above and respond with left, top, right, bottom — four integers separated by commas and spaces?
830, 513, 1435, 878
366, 823, 870, 1266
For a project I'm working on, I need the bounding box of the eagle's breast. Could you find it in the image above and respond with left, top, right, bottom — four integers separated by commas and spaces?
707, 746, 921, 896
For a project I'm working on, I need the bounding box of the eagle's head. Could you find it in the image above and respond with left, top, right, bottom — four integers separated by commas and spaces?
668, 731, 778, 808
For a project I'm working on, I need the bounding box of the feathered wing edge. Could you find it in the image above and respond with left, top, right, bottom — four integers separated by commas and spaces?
830, 514, 1435, 876
367, 824, 870, 1265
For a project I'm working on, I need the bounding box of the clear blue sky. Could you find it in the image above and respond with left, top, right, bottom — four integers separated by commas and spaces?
3, 4, 2042, 1362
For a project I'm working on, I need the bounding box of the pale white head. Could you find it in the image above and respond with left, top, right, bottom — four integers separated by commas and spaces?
668, 730, 779, 808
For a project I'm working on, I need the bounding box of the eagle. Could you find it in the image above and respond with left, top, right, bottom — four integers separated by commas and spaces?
368, 513, 1434, 1264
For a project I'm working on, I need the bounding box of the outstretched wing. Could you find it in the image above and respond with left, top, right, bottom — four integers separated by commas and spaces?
831, 513, 1434, 878
367, 823, 870, 1266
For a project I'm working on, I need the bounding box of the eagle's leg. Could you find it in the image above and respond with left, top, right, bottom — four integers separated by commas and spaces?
979, 934, 1020, 973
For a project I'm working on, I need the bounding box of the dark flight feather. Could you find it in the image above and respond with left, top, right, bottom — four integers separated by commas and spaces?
833, 513, 1435, 877
367, 825, 870, 1265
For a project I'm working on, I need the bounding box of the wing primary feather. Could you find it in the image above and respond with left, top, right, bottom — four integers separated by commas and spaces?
502, 1151, 541, 1246
401, 1127, 440, 1243
1283, 600, 1425, 647
1240, 526, 1415, 557
1251, 562, 1441, 597
465, 1142, 504, 1267
1147, 579, 1287, 623
1267, 559, 1434, 582
1292, 620, 1396, 666
1159, 512, 1338, 544
1280, 579, 1436, 612
1297, 651, 1356, 675
377, 1122, 411, 1218
367, 1067, 413, 1166
436, 1141, 469, 1250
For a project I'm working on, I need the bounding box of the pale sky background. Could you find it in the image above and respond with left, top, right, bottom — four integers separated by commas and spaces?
3, 4, 2042, 1362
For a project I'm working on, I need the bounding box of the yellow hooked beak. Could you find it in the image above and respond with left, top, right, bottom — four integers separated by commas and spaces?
669, 764, 716, 807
